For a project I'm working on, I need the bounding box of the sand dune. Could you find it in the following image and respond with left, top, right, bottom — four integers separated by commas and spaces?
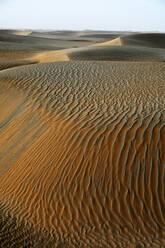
0, 29, 32, 36
97, 33, 165, 49
121, 33, 165, 48
92, 37, 123, 46
0, 50, 40, 70
34, 45, 165, 63
30, 30, 130, 42
0, 60, 165, 247
0, 30, 165, 247
1, 31, 165, 72
0, 29, 118, 51
8, 30, 32, 36
68, 45, 165, 62
0, 31, 64, 50
0, 30, 130, 71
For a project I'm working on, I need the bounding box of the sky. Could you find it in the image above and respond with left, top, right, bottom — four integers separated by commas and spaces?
0, 0, 165, 31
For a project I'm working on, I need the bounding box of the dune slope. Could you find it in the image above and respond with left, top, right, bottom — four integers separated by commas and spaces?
97, 33, 165, 49
121, 33, 165, 49
27, 33, 165, 64
68, 45, 165, 62
30, 44, 165, 64
1, 31, 165, 72
0, 61, 165, 247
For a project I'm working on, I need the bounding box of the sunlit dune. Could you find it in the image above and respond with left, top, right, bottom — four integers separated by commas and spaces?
0, 30, 165, 247
1, 32, 165, 72
92, 37, 123, 46
35, 45, 165, 63
10, 30, 32, 36
0, 60, 165, 247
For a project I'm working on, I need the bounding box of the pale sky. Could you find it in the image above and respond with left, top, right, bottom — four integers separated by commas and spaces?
0, 0, 165, 31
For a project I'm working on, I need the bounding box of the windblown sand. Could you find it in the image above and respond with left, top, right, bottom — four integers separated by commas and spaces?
0, 31, 165, 247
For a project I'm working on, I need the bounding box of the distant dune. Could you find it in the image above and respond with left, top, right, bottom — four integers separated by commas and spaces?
68, 46, 165, 62
34, 45, 165, 63
121, 33, 165, 48
0, 30, 165, 247
1, 31, 165, 71
96, 33, 165, 49
92, 37, 123, 46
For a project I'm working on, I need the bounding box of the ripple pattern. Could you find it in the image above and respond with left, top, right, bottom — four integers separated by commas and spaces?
0, 61, 165, 247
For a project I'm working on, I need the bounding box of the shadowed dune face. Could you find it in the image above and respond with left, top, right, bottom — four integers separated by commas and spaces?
67, 46, 165, 62
120, 33, 165, 49
1, 31, 165, 73
0, 30, 131, 72
23, 44, 165, 65
0, 50, 39, 70
0, 30, 123, 52
0, 203, 57, 248
0, 61, 165, 247
1, 44, 165, 72
95, 33, 165, 49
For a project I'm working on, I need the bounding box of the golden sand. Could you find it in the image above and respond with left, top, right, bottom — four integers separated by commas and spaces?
0, 31, 165, 247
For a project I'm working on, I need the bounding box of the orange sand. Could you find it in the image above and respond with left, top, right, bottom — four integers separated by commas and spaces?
0, 31, 165, 247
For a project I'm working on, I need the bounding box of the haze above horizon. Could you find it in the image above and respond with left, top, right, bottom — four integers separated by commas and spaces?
0, 0, 165, 32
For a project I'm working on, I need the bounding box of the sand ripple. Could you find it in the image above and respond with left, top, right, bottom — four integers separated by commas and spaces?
0, 61, 165, 247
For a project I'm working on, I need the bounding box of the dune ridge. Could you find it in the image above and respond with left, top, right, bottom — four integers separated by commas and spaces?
0, 61, 165, 247
1, 31, 165, 72
92, 37, 123, 47
95, 33, 165, 49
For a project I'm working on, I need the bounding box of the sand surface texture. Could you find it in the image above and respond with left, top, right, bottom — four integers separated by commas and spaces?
0, 30, 165, 247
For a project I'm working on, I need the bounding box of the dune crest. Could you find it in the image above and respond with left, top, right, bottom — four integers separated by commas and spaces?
92, 37, 123, 47
35, 50, 70, 63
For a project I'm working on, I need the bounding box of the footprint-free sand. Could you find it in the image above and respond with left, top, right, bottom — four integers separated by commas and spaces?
0, 30, 165, 247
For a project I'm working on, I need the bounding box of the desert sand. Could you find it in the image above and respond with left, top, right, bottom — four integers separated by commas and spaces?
0, 30, 165, 247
